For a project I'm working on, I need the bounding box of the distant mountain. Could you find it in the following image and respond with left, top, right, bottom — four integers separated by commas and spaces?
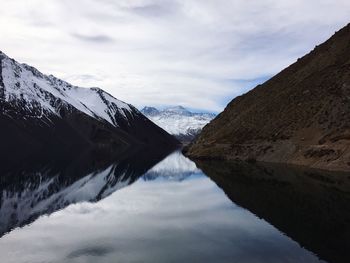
141, 106, 160, 117
186, 23, 350, 172
0, 51, 178, 159
141, 106, 215, 143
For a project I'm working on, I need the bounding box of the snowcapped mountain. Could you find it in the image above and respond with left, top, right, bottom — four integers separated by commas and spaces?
141, 106, 215, 143
0, 51, 178, 158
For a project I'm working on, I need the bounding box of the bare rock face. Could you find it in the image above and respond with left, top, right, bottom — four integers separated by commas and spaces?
186, 23, 350, 172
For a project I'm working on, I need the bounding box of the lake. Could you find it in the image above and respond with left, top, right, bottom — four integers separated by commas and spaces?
0, 150, 349, 263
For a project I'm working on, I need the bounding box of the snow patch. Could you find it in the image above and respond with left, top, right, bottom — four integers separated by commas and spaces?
141, 106, 215, 136
0, 54, 134, 127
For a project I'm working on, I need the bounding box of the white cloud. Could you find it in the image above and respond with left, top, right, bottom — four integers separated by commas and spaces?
0, 0, 349, 111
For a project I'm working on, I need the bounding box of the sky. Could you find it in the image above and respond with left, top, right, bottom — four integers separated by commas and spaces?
0, 0, 350, 112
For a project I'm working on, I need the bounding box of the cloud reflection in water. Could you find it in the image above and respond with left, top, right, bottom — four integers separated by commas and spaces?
0, 152, 325, 263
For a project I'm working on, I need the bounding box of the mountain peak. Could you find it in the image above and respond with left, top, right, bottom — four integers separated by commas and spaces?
0, 53, 179, 158
0, 50, 8, 59
141, 105, 216, 143
167, 105, 186, 110
141, 106, 159, 116
163, 105, 190, 115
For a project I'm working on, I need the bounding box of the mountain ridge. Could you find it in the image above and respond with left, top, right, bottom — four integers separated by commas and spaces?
0, 51, 179, 159
141, 105, 215, 143
185, 23, 350, 172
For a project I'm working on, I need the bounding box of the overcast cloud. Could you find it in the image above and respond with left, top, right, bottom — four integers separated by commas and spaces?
0, 0, 349, 112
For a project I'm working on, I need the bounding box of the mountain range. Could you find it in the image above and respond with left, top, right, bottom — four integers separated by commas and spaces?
186, 23, 350, 172
141, 106, 215, 143
2, 24, 350, 172
0, 51, 178, 160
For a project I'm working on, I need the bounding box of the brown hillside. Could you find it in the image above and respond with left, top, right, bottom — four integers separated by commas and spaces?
186, 23, 350, 171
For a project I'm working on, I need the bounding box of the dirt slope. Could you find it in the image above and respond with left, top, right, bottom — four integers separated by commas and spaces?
186, 23, 350, 171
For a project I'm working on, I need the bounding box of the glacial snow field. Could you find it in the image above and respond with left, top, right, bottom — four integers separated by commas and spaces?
141, 106, 215, 143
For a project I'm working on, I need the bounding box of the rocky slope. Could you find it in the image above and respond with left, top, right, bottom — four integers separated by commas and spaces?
186, 23, 350, 171
0, 51, 178, 159
141, 106, 215, 143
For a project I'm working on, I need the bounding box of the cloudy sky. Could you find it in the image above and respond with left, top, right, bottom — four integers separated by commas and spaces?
0, 0, 350, 112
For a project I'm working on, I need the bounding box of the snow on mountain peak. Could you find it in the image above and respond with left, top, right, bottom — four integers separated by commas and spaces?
141, 106, 159, 116
0, 51, 134, 127
141, 106, 216, 142
163, 105, 190, 115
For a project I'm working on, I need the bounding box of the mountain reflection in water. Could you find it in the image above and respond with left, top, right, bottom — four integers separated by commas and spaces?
196, 160, 350, 263
0, 150, 348, 263
0, 148, 171, 237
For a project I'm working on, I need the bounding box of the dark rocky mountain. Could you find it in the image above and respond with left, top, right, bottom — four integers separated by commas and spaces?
141, 106, 215, 143
0, 51, 179, 160
186, 23, 350, 171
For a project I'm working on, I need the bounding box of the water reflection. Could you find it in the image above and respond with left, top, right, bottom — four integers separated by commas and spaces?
142, 151, 202, 181
0, 148, 171, 237
196, 160, 350, 263
0, 151, 336, 263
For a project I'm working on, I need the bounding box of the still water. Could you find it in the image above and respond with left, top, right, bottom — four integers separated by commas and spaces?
0, 150, 349, 263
